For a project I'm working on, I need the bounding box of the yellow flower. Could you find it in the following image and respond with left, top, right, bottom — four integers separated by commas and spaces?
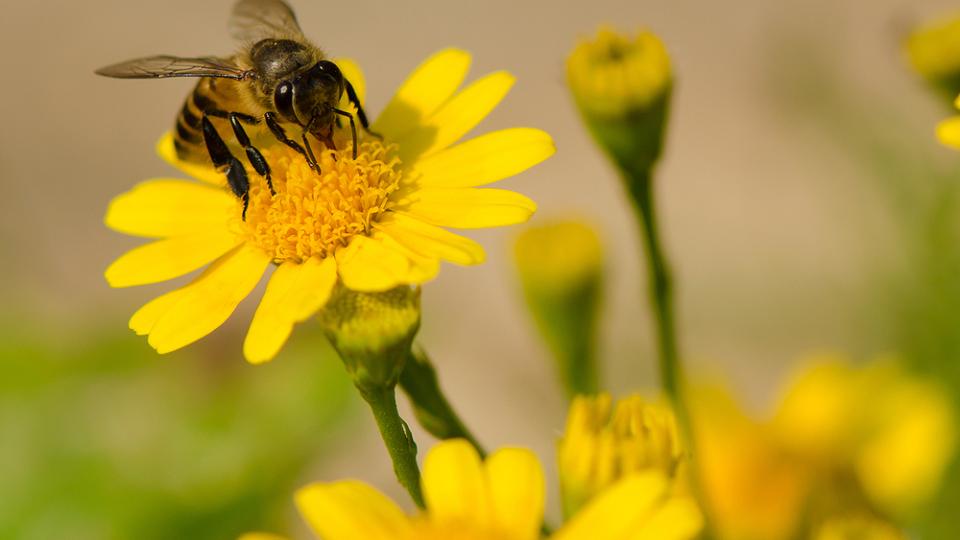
906, 12, 960, 100
935, 95, 960, 149
773, 355, 957, 519
692, 356, 955, 540
557, 393, 684, 517
104, 49, 555, 363
692, 385, 811, 540
246, 439, 701, 540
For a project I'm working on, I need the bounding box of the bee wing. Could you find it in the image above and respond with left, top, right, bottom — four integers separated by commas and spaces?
95, 55, 250, 79
229, 0, 306, 42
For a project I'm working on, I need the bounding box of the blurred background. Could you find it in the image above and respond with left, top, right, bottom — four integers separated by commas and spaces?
2, 0, 960, 538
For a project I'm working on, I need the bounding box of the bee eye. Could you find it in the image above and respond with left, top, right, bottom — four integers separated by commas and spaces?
315, 60, 342, 81
274, 81, 297, 123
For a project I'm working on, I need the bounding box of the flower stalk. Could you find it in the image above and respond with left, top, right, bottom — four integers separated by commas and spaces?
626, 171, 682, 404
319, 284, 426, 507
399, 348, 486, 456
359, 384, 425, 508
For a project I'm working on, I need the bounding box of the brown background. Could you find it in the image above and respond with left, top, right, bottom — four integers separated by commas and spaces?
1, 0, 957, 514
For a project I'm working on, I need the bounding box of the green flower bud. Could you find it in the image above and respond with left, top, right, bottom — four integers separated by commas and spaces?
567, 27, 672, 178
319, 284, 420, 395
514, 220, 603, 398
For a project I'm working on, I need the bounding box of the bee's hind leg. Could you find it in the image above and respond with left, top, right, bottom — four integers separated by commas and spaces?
202, 116, 250, 219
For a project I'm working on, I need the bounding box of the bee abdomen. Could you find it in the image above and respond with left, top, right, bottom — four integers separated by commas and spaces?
173, 78, 242, 163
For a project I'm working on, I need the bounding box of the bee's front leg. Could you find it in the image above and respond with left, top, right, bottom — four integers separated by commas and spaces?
264, 112, 319, 173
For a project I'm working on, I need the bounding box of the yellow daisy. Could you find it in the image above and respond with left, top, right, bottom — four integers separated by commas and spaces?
104, 49, 555, 363
242, 439, 702, 540
937, 94, 960, 148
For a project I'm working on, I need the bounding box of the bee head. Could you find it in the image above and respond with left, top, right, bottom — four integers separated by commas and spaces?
273, 60, 344, 130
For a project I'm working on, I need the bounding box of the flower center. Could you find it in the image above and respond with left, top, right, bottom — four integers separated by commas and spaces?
239, 140, 403, 263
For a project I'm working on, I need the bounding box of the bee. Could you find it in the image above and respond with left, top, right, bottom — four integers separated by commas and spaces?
95, 0, 373, 218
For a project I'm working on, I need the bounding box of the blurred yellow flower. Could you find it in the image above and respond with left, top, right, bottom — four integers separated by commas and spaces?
692, 386, 811, 540
246, 439, 701, 540
104, 49, 554, 364
906, 12, 960, 99
693, 356, 955, 540
567, 27, 671, 118
935, 95, 960, 149
558, 393, 684, 517
773, 355, 956, 519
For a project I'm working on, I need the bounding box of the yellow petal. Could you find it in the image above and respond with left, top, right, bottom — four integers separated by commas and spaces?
397, 71, 515, 162
334, 235, 412, 292
422, 439, 492, 529
243, 257, 337, 364
414, 128, 554, 188
147, 244, 270, 354
375, 213, 485, 265
372, 232, 440, 285
485, 448, 545, 540
335, 57, 366, 106
105, 230, 240, 288
629, 497, 703, 540
373, 48, 472, 140
936, 116, 960, 149
238, 534, 288, 540
105, 179, 236, 238
156, 132, 225, 185
129, 288, 190, 336
402, 188, 536, 229
553, 473, 701, 540
295, 481, 412, 540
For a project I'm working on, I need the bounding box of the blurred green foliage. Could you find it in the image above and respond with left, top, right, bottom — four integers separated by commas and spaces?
764, 32, 960, 540
0, 318, 354, 540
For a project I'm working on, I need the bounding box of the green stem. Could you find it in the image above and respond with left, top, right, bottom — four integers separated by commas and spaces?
626, 169, 715, 540
627, 172, 683, 404
399, 348, 486, 456
360, 385, 425, 508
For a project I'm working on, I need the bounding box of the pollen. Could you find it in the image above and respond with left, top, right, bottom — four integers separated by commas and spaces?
239, 141, 403, 263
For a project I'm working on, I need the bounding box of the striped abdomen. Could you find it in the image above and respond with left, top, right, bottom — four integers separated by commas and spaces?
173, 77, 248, 163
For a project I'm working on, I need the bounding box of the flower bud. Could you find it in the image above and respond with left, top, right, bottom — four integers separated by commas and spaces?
514, 220, 603, 397
906, 13, 960, 104
557, 392, 684, 517
567, 27, 672, 178
319, 284, 420, 395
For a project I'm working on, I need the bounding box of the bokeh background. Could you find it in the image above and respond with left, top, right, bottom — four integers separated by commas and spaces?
2, 0, 960, 538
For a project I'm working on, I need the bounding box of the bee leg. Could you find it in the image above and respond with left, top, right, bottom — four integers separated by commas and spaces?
301, 132, 321, 171
332, 108, 358, 159
227, 113, 274, 196
345, 79, 381, 140
202, 116, 250, 219
264, 112, 316, 171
